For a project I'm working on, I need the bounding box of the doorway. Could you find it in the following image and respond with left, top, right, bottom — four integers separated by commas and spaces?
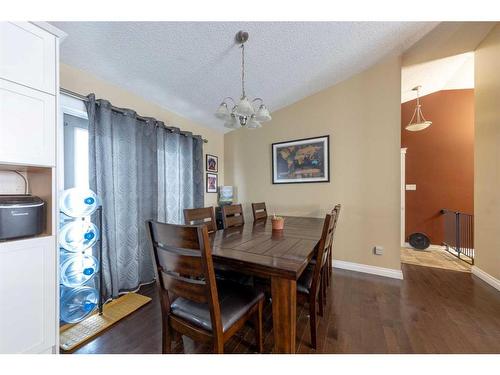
400, 52, 475, 272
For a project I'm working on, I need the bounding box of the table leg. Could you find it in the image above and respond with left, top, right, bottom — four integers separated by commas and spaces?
271, 276, 296, 353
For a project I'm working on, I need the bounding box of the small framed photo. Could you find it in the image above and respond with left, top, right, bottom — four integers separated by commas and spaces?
206, 173, 218, 193
206, 154, 218, 173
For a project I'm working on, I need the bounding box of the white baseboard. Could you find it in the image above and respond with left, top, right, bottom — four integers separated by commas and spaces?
333, 260, 404, 280
471, 266, 500, 292
404, 242, 445, 251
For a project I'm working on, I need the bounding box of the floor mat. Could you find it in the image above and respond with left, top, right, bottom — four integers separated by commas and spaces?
59, 292, 152, 352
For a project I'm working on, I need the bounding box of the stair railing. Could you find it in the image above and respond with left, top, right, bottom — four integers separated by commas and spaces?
441, 209, 474, 265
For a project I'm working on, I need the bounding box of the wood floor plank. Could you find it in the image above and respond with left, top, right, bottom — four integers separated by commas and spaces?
70, 263, 500, 354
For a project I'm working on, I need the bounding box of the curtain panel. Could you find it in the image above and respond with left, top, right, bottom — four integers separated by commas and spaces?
86, 94, 204, 299
157, 127, 204, 224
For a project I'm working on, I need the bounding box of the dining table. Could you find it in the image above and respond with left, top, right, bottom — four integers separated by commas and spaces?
209, 215, 325, 353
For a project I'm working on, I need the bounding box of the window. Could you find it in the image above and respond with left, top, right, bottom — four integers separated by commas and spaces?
63, 113, 89, 190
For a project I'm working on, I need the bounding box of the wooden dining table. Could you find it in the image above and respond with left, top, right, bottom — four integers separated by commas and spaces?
209, 216, 325, 353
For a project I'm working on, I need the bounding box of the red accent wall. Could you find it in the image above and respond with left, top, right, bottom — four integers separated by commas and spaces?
401, 89, 474, 245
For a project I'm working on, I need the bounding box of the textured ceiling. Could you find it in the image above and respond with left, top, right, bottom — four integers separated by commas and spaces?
52, 22, 437, 132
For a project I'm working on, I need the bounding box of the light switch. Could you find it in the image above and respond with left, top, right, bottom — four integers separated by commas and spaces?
406, 184, 416, 191
374, 246, 384, 255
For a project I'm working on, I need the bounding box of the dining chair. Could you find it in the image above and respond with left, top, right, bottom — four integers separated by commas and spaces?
184, 207, 252, 286
309, 204, 341, 306
325, 204, 341, 288
221, 204, 245, 229
296, 211, 336, 349
146, 220, 264, 354
184, 207, 217, 233
251, 202, 268, 221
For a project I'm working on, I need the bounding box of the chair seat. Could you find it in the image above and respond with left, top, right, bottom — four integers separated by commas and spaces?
171, 281, 264, 332
297, 265, 314, 294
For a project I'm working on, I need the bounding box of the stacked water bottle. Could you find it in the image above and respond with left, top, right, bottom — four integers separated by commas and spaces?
59, 188, 101, 324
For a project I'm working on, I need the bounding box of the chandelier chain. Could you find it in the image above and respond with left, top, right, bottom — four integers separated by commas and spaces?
241, 43, 246, 99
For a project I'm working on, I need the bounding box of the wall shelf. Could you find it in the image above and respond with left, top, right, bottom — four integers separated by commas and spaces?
0, 164, 55, 239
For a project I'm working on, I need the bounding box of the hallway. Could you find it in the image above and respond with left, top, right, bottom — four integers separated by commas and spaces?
401, 247, 471, 272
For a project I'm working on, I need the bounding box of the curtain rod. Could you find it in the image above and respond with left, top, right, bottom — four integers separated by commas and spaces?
60, 88, 208, 143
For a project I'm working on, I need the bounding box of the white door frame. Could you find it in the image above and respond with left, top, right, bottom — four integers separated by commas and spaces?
401, 148, 407, 247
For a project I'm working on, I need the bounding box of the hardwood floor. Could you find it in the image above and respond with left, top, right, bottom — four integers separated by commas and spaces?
71, 264, 500, 354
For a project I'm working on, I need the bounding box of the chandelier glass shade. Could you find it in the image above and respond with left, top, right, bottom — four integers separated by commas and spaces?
215, 31, 271, 129
406, 85, 432, 132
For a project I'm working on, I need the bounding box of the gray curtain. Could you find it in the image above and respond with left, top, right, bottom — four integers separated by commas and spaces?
157, 127, 204, 224
86, 94, 204, 299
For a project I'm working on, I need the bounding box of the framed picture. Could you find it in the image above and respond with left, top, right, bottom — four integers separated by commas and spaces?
206, 154, 218, 173
272, 135, 330, 184
206, 173, 218, 193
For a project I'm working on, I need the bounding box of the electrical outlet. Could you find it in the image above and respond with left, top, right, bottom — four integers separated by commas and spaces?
374, 246, 384, 255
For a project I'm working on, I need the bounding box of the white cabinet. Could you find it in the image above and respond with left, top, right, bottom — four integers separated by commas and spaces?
0, 22, 64, 354
0, 79, 56, 166
0, 22, 56, 94
0, 236, 57, 354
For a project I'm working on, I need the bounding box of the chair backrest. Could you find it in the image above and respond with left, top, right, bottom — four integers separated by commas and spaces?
332, 204, 341, 232
146, 220, 223, 335
221, 204, 245, 229
252, 217, 267, 233
251, 202, 268, 221
184, 207, 217, 233
328, 204, 341, 254
310, 211, 337, 297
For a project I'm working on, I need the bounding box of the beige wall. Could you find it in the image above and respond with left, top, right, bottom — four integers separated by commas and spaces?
224, 56, 402, 270
402, 22, 495, 67
60, 63, 224, 207
474, 24, 500, 280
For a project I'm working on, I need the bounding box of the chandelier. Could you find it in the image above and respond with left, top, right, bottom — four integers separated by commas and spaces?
215, 31, 271, 129
406, 85, 432, 132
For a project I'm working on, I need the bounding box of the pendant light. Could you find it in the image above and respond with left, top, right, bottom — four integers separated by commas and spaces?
215, 31, 271, 129
406, 85, 432, 132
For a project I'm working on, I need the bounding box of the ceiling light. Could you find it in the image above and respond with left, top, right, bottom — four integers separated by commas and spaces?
215, 102, 231, 120
246, 116, 262, 129
255, 104, 271, 122
224, 114, 241, 129
406, 85, 432, 132
215, 31, 271, 129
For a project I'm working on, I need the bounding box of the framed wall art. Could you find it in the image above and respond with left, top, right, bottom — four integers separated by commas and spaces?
272, 135, 330, 184
206, 154, 218, 173
206, 172, 218, 193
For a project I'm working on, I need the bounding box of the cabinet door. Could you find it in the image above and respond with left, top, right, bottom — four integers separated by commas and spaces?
0, 22, 56, 95
0, 236, 56, 354
0, 79, 56, 167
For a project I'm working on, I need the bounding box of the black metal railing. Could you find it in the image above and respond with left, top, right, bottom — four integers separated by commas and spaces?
441, 209, 474, 264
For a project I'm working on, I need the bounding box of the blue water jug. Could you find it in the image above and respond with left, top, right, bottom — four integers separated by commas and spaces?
60, 286, 99, 324
60, 253, 99, 288
59, 220, 99, 252
59, 188, 99, 218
